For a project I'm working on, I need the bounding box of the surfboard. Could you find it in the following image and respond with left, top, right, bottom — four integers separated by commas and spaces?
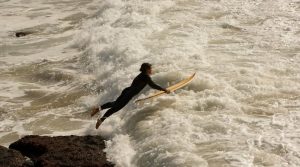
135, 73, 196, 103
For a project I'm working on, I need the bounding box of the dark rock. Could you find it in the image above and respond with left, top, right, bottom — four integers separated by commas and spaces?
9, 135, 114, 167
15, 32, 31, 37
0, 145, 25, 167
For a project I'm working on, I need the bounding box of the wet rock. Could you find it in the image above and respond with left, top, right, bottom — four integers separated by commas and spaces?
0, 145, 25, 167
9, 135, 114, 167
15, 32, 32, 37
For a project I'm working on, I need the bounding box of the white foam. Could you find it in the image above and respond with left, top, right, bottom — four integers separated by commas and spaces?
1, 0, 300, 166
72, 0, 300, 166
105, 134, 136, 167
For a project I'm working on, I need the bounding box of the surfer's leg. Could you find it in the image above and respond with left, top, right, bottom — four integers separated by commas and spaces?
101, 102, 114, 109
92, 89, 128, 117
102, 98, 129, 119
91, 101, 114, 117
95, 89, 132, 129
96, 102, 128, 129
91, 101, 115, 117
100, 88, 129, 110
98, 94, 132, 120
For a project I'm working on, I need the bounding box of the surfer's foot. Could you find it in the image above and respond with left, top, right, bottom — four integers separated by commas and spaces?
95, 119, 102, 129
91, 107, 101, 117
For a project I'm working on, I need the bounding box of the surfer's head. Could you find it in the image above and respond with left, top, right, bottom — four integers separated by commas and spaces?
140, 63, 152, 75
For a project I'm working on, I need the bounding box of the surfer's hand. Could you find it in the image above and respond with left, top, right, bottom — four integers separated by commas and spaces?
164, 89, 171, 94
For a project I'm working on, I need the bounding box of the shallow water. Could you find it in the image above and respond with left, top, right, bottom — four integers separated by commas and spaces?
1, 0, 300, 166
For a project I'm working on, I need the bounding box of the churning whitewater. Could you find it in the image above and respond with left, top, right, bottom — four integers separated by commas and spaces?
1, 0, 300, 166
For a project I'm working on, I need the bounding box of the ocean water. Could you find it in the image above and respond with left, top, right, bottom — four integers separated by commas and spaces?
1, 0, 300, 166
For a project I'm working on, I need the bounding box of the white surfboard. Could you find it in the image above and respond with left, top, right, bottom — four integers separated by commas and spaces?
135, 73, 196, 103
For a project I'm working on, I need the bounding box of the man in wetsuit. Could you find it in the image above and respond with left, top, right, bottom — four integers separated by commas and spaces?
91, 63, 170, 129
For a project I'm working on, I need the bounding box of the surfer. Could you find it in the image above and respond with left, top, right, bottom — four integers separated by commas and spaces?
91, 63, 170, 129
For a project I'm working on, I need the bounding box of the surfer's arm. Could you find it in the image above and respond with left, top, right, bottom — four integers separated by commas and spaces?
146, 76, 166, 91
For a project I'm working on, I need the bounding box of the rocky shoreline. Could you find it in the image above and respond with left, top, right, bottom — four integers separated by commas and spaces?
0, 135, 113, 167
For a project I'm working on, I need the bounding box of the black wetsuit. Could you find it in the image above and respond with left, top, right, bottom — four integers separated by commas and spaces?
100, 72, 165, 120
